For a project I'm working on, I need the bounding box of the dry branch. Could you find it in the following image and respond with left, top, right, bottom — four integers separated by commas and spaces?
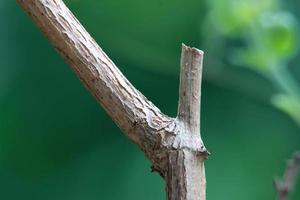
17, 1, 208, 199
274, 151, 300, 200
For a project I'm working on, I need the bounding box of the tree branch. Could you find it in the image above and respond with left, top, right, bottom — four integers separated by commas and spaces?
274, 151, 300, 200
178, 44, 204, 138
166, 45, 207, 200
17, 1, 208, 199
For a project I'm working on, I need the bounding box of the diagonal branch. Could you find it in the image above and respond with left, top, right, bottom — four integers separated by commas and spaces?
17, 1, 208, 199
17, 0, 172, 156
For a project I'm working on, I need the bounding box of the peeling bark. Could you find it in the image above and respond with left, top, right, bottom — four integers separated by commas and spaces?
17, 0, 208, 199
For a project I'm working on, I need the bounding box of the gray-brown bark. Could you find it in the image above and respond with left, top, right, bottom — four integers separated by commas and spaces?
274, 152, 300, 200
17, 0, 208, 199
167, 46, 207, 200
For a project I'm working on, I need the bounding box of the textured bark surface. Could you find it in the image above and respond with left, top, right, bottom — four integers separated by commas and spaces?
17, 1, 208, 199
166, 46, 207, 200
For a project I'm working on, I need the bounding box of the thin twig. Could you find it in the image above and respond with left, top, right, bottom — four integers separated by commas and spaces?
274, 151, 300, 200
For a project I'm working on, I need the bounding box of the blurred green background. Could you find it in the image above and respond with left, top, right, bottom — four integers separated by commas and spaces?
1, 0, 300, 199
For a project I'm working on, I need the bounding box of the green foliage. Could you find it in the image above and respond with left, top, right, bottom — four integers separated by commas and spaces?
206, 0, 300, 126
208, 0, 277, 35
272, 94, 300, 124
260, 12, 298, 57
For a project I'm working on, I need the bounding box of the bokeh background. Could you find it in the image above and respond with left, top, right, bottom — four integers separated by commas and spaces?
1, 0, 300, 199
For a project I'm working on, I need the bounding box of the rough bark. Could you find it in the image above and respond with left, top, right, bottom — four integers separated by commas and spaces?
17, 0, 208, 199
167, 46, 207, 200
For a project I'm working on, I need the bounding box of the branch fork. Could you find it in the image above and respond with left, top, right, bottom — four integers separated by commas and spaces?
17, 1, 208, 199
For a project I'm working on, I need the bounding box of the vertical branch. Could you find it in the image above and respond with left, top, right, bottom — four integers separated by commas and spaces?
166, 44, 207, 200
178, 44, 204, 135
167, 150, 206, 200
